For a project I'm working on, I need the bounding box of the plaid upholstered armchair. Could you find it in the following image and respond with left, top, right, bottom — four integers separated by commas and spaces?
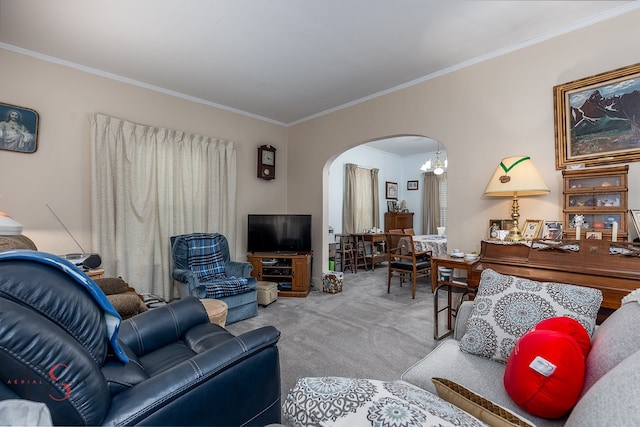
171, 233, 258, 324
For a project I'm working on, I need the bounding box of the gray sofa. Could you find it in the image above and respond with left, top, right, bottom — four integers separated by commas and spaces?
283, 282, 640, 426
400, 293, 640, 426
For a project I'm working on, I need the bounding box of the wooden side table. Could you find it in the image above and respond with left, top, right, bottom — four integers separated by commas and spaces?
85, 268, 105, 279
199, 299, 228, 327
431, 256, 479, 340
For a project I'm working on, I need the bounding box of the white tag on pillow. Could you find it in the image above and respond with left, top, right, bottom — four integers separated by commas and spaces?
529, 356, 557, 377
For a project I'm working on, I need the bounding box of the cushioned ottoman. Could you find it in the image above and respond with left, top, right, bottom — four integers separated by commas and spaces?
283, 377, 487, 427
257, 281, 278, 307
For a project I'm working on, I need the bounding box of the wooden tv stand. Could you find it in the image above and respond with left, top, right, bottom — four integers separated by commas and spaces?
471, 239, 640, 320
247, 253, 311, 298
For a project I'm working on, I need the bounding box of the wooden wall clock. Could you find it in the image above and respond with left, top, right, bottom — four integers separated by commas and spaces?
257, 144, 276, 180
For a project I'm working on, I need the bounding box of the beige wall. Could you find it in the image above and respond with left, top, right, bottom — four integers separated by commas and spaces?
2, 9, 640, 287
0, 49, 288, 259
289, 9, 640, 280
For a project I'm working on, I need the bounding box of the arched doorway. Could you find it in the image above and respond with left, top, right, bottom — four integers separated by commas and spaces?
322, 135, 447, 272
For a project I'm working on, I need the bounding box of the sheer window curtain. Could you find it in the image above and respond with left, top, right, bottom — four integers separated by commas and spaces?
438, 172, 448, 230
343, 163, 379, 234
422, 172, 447, 234
91, 113, 237, 300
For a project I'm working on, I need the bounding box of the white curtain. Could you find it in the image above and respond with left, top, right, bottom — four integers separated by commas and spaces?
438, 172, 448, 229
91, 113, 237, 300
422, 172, 447, 234
343, 163, 379, 233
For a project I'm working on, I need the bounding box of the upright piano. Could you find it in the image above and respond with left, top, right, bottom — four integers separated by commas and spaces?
471, 239, 640, 320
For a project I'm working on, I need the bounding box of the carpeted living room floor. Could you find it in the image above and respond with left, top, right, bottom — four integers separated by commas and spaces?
226, 265, 451, 407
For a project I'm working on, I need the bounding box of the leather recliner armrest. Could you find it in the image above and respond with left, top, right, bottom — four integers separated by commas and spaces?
117, 297, 209, 356
102, 325, 281, 426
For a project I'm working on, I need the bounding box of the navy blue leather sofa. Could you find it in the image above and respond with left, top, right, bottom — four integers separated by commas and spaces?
0, 251, 281, 426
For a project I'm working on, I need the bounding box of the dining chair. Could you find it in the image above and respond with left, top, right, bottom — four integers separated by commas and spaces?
352, 234, 369, 271
388, 229, 405, 234
384, 233, 432, 299
403, 228, 415, 236
335, 234, 356, 273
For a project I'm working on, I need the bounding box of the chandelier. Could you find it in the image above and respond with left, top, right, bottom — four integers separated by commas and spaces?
420, 143, 447, 175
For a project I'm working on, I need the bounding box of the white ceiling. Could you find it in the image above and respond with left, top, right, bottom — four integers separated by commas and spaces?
1, 1, 638, 138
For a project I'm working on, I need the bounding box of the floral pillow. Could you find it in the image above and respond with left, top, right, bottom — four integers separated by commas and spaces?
459, 269, 602, 363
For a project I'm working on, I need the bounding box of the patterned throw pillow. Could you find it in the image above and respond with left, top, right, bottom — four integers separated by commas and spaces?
459, 269, 602, 363
283, 377, 488, 427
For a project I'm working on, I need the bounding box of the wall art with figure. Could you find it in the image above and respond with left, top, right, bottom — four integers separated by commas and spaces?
0, 103, 39, 153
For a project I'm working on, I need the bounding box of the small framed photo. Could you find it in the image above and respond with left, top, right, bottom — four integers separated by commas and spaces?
586, 231, 603, 240
488, 219, 512, 240
541, 221, 563, 239
0, 102, 39, 153
630, 209, 640, 238
488, 219, 502, 240
407, 180, 419, 190
385, 181, 398, 200
501, 219, 515, 232
387, 200, 397, 212
522, 219, 543, 240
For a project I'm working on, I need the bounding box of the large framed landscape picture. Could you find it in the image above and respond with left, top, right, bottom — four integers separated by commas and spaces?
554, 63, 640, 169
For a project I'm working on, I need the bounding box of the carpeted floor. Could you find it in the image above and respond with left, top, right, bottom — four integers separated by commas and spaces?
225, 265, 444, 406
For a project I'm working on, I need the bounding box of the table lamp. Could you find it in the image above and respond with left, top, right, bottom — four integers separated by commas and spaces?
484, 156, 549, 242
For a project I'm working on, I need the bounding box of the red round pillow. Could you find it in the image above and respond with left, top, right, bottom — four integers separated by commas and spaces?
503, 316, 591, 419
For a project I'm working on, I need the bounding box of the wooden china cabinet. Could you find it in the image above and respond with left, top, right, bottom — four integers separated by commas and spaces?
562, 165, 628, 241
384, 212, 414, 231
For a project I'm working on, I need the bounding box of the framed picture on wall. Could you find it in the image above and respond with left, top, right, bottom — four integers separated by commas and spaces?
0, 102, 39, 153
554, 62, 640, 169
385, 181, 398, 200
407, 180, 418, 190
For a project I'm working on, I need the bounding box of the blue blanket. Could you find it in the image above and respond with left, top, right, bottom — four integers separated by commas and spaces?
0, 250, 128, 363
183, 233, 250, 297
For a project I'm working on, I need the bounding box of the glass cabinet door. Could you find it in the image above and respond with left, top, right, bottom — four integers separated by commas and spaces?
566, 175, 623, 190
568, 213, 621, 229
566, 193, 624, 209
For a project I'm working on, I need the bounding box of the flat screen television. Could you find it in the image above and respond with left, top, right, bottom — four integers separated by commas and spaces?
247, 214, 312, 253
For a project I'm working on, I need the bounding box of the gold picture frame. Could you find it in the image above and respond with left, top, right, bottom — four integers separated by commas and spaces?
522, 219, 543, 240
630, 209, 640, 239
554, 62, 640, 170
